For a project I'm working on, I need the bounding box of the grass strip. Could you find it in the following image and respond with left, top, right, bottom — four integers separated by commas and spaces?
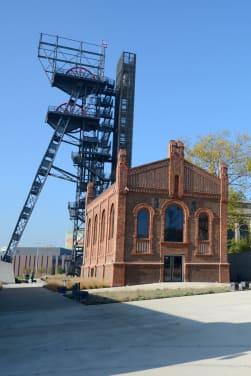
83, 286, 231, 305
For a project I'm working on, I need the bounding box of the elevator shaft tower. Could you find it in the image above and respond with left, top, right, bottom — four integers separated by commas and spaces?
3, 34, 136, 275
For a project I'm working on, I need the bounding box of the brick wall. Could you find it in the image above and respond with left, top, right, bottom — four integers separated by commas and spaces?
125, 264, 161, 285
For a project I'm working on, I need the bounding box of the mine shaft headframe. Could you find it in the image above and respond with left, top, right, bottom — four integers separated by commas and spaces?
38, 33, 107, 83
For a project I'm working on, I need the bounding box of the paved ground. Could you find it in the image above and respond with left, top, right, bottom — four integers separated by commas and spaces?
0, 283, 251, 376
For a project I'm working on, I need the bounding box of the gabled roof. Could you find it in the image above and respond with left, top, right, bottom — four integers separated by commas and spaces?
128, 157, 221, 195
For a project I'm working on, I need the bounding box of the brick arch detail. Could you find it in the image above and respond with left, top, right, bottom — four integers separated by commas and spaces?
100, 209, 106, 242
108, 203, 115, 240
133, 203, 155, 218
194, 207, 214, 221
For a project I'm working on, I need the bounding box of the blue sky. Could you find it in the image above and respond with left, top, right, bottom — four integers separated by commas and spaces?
1, 0, 251, 249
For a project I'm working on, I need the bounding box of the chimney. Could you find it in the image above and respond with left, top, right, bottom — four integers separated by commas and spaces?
168, 140, 184, 198
116, 149, 128, 193
86, 182, 95, 205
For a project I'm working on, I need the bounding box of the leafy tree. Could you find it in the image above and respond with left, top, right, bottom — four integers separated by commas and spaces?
184, 131, 251, 229
228, 238, 251, 253
227, 188, 247, 230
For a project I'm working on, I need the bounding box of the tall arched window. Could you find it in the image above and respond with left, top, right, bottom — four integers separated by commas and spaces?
137, 209, 149, 238
87, 219, 91, 247
164, 205, 183, 242
93, 215, 98, 244
109, 204, 115, 239
100, 210, 106, 242
199, 213, 209, 240
195, 209, 213, 256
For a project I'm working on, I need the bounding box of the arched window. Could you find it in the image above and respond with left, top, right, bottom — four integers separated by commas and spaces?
93, 215, 98, 244
109, 204, 115, 239
164, 205, 183, 242
240, 224, 249, 239
100, 210, 106, 242
199, 213, 209, 240
87, 219, 91, 246
137, 209, 149, 238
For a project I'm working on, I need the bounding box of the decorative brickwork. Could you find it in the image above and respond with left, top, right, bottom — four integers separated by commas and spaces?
81, 140, 230, 286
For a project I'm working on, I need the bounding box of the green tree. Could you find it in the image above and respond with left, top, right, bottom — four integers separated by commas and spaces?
184, 131, 251, 229
227, 188, 247, 230
228, 238, 251, 253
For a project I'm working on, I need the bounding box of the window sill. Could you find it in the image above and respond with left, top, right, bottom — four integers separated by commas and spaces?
194, 252, 213, 257
161, 242, 189, 247
131, 252, 153, 256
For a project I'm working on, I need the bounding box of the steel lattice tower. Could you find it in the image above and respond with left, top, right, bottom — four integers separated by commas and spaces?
3, 34, 136, 275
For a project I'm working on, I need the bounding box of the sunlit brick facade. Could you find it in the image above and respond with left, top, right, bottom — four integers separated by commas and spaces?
81, 140, 230, 286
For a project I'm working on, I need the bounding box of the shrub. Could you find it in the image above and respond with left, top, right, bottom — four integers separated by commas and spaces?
228, 238, 251, 253
43, 275, 109, 292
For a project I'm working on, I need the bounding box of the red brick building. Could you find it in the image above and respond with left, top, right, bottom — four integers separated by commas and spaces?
81, 140, 230, 286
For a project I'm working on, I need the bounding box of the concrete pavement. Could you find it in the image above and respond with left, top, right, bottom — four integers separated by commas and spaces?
0, 284, 251, 375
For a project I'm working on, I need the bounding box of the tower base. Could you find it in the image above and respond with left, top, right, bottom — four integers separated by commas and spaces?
0, 260, 15, 284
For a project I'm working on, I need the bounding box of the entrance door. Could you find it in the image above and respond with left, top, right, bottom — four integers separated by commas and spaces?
164, 255, 183, 282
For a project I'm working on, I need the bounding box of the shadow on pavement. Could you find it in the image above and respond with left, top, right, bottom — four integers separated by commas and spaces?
0, 287, 251, 376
